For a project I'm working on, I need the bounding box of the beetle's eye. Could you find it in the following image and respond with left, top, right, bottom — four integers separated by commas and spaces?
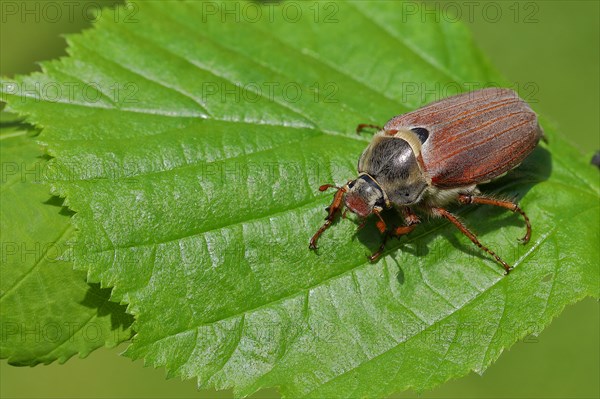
411, 127, 429, 144
348, 181, 355, 189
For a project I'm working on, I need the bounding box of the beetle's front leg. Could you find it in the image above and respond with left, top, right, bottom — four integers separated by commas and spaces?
368, 207, 420, 262
368, 232, 391, 262
309, 184, 348, 250
458, 194, 531, 244
372, 209, 387, 233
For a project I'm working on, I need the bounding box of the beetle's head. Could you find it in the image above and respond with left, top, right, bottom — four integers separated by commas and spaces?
344, 174, 387, 218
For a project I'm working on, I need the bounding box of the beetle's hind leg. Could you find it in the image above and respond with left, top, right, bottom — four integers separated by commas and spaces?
432, 207, 512, 274
356, 123, 383, 135
458, 194, 531, 244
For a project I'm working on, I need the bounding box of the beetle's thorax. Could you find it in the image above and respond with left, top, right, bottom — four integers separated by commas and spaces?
357, 132, 430, 206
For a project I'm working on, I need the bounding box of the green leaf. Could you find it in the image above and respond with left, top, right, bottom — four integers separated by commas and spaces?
1, 1, 598, 397
0, 115, 133, 365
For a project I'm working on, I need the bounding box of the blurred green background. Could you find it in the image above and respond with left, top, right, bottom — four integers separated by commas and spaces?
1, 1, 598, 398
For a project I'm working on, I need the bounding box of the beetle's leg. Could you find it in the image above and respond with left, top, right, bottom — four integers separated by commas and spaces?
366, 210, 389, 262
368, 209, 420, 262
387, 207, 420, 241
432, 207, 512, 274
367, 224, 420, 262
356, 123, 383, 135
368, 232, 390, 262
372, 209, 387, 233
309, 185, 347, 250
458, 194, 531, 244
401, 207, 421, 227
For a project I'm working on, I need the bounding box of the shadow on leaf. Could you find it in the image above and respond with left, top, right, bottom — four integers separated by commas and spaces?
354, 144, 552, 276
42, 195, 76, 217
81, 283, 135, 331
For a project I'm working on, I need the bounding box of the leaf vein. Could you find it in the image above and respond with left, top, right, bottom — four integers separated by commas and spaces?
0, 225, 74, 301
304, 227, 557, 396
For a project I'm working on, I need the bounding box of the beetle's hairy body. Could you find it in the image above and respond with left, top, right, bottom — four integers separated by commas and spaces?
310, 88, 543, 274
421, 185, 479, 208
358, 132, 479, 208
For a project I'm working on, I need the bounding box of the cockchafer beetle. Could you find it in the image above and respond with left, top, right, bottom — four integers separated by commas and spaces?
309, 87, 545, 274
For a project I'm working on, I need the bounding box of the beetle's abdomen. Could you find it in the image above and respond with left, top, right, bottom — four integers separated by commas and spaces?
384, 88, 543, 188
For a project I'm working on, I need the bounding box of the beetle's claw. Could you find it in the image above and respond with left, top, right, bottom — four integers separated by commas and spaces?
367, 252, 380, 262
368, 233, 389, 262
501, 261, 513, 275
518, 229, 531, 244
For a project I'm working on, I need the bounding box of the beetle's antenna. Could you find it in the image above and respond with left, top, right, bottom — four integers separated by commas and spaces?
309, 185, 348, 250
